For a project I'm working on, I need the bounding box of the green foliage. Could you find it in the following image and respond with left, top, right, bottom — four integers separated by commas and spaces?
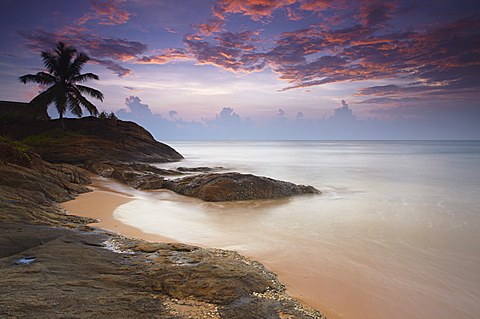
98, 111, 118, 120
21, 129, 82, 146
0, 136, 35, 166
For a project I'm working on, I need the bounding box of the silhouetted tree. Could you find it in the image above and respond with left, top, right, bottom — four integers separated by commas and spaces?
19, 41, 104, 129
98, 111, 118, 120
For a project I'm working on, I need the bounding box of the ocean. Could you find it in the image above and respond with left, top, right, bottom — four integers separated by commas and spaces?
108, 140, 480, 319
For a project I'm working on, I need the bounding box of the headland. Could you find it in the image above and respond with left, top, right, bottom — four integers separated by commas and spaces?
0, 116, 325, 318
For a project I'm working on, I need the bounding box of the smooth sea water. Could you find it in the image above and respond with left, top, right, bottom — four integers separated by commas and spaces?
111, 141, 480, 319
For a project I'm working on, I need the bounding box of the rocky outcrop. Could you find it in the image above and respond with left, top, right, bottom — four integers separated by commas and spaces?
0, 140, 94, 225
0, 117, 183, 164
164, 172, 320, 201
83, 161, 321, 201
0, 223, 325, 318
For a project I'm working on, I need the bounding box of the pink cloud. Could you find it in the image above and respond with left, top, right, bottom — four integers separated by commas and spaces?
271, 14, 480, 97
191, 18, 225, 36
77, 0, 131, 26
212, 0, 297, 21
182, 32, 266, 72
19, 28, 147, 76
136, 49, 192, 64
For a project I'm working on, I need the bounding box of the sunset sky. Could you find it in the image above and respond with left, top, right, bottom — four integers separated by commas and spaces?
1, 0, 479, 139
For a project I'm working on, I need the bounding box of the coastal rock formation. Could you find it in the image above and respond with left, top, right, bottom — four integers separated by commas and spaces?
0, 140, 93, 225
83, 161, 321, 201
0, 223, 325, 318
0, 124, 326, 318
164, 172, 321, 201
84, 160, 181, 178
0, 117, 183, 164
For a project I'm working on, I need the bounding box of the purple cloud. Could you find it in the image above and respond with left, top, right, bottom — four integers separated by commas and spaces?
18, 28, 147, 77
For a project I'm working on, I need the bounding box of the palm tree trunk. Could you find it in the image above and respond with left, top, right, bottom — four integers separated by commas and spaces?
60, 113, 65, 131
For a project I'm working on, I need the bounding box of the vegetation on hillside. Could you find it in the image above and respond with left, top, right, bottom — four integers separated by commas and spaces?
0, 136, 35, 166
20, 129, 83, 146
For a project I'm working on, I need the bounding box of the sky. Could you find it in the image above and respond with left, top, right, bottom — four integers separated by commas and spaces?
1, 0, 479, 140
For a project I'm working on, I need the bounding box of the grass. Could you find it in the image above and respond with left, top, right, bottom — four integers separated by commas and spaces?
21, 129, 83, 146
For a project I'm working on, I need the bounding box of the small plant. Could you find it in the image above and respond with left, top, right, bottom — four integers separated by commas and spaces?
98, 111, 118, 120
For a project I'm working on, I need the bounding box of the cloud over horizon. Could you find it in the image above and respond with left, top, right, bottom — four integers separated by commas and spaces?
113, 97, 479, 140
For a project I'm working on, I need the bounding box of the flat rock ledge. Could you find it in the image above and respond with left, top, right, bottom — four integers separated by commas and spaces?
0, 222, 325, 318
84, 161, 321, 202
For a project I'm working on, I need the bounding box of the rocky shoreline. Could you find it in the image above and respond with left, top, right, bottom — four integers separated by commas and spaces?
84, 160, 320, 201
0, 117, 325, 318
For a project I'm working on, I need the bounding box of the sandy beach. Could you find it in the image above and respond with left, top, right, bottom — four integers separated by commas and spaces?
61, 175, 337, 317
61, 178, 177, 244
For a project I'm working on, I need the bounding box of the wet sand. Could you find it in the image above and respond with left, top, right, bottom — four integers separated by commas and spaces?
61, 182, 176, 244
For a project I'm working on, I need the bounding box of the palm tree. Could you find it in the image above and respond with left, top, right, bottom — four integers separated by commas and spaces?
19, 41, 104, 129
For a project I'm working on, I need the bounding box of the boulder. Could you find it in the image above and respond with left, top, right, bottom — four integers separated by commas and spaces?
83, 161, 171, 190
83, 161, 320, 201
164, 172, 320, 202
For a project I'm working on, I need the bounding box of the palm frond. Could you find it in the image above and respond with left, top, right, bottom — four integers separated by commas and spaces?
71, 86, 99, 116
41, 50, 58, 75
75, 84, 104, 101
55, 42, 76, 55
67, 93, 83, 117
73, 72, 100, 83
20, 41, 104, 120
19, 72, 57, 85
68, 52, 90, 77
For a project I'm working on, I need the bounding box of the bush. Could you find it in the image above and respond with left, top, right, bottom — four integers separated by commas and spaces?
0, 136, 35, 166
21, 129, 82, 146
98, 111, 118, 120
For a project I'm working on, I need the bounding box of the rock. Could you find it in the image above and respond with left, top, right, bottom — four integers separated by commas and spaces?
0, 117, 183, 164
84, 162, 320, 201
130, 163, 183, 176
84, 161, 181, 178
111, 168, 146, 186
0, 157, 90, 204
0, 121, 326, 318
164, 172, 321, 202
132, 174, 165, 190
0, 222, 325, 318
0, 139, 93, 225
177, 166, 224, 173
83, 161, 170, 190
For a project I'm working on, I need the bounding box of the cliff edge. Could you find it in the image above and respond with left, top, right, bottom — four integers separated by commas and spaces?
0, 117, 183, 164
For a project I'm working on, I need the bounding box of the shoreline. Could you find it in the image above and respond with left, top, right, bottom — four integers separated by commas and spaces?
61, 175, 334, 318
61, 185, 177, 244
